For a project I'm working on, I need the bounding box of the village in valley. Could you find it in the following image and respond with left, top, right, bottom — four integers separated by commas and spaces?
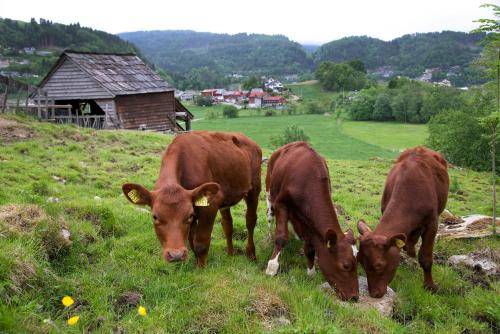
176, 77, 289, 109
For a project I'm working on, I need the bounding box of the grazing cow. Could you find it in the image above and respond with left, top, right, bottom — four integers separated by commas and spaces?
265, 142, 358, 301
122, 131, 262, 267
357, 147, 449, 298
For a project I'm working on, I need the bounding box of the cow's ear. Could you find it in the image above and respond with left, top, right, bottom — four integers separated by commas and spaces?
344, 228, 356, 245
122, 183, 152, 206
325, 229, 337, 249
191, 182, 220, 207
357, 220, 372, 236
389, 233, 407, 249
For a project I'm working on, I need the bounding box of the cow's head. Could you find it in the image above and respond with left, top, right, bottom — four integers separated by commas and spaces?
122, 182, 220, 263
357, 220, 406, 298
317, 228, 359, 301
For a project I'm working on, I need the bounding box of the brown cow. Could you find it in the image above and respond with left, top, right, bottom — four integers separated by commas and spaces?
357, 146, 449, 297
122, 131, 262, 267
265, 142, 359, 301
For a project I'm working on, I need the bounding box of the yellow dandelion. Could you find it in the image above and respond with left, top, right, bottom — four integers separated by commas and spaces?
67, 315, 80, 326
62, 296, 74, 307
138, 306, 147, 316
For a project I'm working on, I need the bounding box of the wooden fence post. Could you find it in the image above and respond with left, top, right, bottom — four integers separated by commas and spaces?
1, 77, 9, 112
37, 88, 41, 118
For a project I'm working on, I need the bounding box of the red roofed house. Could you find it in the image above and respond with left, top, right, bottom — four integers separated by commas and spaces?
262, 95, 286, 108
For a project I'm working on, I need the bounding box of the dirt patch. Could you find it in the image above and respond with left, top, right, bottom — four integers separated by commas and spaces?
247, 288, 291, 329
437, 214, 499, 239
115, 291, 143, 313
0, 118, 34, 142
0, 204, 46, 233
7, 260, 37, 295
439, 209, 464, 225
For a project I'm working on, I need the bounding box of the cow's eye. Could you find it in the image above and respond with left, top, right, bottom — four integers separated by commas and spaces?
152, 214, 158, 222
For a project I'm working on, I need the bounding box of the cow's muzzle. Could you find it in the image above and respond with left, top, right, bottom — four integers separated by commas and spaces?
164, 248, 188, 262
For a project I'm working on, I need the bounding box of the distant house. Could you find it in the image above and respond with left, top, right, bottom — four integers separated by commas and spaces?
176, 90, 198, 101
223, 90, 243, 104
201, 89, 217, 97
34, 51, 192, 131
262, 95, 286, 108
23, 47, 35, 55
248, 90, 264, 107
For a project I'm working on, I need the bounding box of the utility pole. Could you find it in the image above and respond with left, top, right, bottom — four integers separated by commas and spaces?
494, 48, 499, 235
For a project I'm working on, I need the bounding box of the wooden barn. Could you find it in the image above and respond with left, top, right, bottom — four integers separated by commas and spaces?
35, 51, 192, 131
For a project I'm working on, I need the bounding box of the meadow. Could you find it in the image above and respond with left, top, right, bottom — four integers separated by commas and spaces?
0, 109, 498, 333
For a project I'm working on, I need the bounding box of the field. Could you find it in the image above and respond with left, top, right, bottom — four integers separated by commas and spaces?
0, 112, 498, 333
189, 105, 427, 160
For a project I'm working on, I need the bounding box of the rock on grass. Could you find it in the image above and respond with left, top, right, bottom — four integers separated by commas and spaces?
321, 276, 397, 317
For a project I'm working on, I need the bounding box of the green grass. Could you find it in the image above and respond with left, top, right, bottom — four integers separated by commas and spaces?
190, 109, 428, 160
341, 121, 429, 152
0, 114, 498, 333
286, 81, 335, 101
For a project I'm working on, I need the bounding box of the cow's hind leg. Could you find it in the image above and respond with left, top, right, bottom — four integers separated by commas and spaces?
419, 217, 438, 292
244, 190, 259, 261
220, 208, 234, 256
192, 207, 218, 267
266, 204, 289, 276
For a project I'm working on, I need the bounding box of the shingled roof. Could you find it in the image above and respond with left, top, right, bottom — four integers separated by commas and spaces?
38, 51, 172, 99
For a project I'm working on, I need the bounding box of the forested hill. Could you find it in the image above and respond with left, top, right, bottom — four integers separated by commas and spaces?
314, 31, 485, 78
119, 30, 314, 76
0, 18, 140, 54
0, 18, 143, 84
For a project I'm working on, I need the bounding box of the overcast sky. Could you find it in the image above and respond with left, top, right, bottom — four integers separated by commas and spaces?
0, 0, 495, 44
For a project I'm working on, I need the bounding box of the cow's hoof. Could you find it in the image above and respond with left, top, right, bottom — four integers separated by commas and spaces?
307, 267, 316, 276
265, 259, 279, 276
424, 283, 438, 293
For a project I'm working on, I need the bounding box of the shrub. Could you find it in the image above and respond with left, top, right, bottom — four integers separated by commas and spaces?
195, 96, 213, 107
305, 101, 323, 114
427, 109, 496, 171
222, 105, 239, 118
264, 110, 275, 117
270, 125, 310, 148
206, 110, 218, 120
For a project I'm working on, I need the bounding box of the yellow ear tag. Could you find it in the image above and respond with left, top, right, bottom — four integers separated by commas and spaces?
395, 239, 405, 249
195, 196, 209, 207
128, 189, 140, 203
326, 240, 331, 249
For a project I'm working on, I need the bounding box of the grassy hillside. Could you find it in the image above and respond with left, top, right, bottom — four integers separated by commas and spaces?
0, 114, 498, 333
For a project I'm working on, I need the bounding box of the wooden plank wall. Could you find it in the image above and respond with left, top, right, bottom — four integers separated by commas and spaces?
42, 58, 113, 100
115, 91, 176, 131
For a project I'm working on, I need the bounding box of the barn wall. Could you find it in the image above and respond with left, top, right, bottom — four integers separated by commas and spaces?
115, 91, 176, 131
41, 58, 114, 100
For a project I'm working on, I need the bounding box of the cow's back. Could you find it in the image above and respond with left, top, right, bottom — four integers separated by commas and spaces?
266, 142, 333, 224
382, 147, 449, 219
159, 131, 261, 205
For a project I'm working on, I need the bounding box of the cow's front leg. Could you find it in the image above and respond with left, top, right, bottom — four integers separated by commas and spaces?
419, 219, 438, 292
220, 208, 234, 256
304, 238, 316, 275
266, 204, 289, 276
192, 207, 218, 267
